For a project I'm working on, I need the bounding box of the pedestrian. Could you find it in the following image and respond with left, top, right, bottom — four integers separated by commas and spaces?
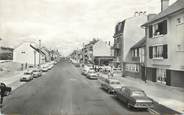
0, 83, 6, 107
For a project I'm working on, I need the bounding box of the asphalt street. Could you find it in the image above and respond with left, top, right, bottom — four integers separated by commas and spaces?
1, 61, 152, 115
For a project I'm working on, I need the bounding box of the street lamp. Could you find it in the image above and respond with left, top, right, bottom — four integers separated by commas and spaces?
39, 40, 41, 68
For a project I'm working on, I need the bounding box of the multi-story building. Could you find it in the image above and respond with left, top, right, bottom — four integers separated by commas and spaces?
124, 38, 146, 80
113, 13, 148, 75
93, 40, 113, 66
13, 42, 47, 66
142, 0, 184, 88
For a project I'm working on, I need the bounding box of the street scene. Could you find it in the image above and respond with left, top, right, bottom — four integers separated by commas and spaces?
0, 0, 184, 115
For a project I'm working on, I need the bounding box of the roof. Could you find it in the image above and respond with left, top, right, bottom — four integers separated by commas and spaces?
142, 0, 184, 26
131, 37, 146, 49
123, 86, 143, 91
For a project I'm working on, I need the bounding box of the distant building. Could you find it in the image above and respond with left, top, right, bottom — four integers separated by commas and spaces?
142, 0, 184, 88
13, 42, 46, 66
82, 39, 99, 64
93, 40, 113, 66
0, 46, 14, 60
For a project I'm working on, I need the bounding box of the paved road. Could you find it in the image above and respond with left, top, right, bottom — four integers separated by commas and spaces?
2, 62, 151, 115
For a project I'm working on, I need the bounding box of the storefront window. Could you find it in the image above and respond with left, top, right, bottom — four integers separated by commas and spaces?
156, 68, 166, 84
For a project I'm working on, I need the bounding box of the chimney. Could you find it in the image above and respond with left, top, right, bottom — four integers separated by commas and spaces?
161, 0, 169, 11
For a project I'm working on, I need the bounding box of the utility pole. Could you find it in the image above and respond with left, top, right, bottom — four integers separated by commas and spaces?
39, 40, 41, 68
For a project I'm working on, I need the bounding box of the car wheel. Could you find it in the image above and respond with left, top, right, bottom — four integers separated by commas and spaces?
127, 102, 131, 109
107, 89, 111, 94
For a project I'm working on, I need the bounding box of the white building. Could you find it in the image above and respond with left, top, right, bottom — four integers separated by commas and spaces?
93, 40, 113, 66
13, 42, 45, 66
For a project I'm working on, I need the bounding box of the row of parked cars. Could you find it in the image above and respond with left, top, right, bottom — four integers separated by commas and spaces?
20, 61, 57, 82
80, 64, 154, 110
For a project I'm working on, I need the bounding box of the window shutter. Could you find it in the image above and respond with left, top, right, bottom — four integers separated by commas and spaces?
149, 25, 153, 38
163, 45, 168, 59
137, 48, 139, 57
149, 47, 153, 59
163, 20, 167, 35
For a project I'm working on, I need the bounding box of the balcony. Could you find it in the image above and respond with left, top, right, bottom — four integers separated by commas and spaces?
132, 56, 140, 62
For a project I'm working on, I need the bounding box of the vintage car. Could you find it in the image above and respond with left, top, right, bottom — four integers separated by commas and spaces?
101, 78, 122, 94
24, 69, 34, 75
116, 86, 154, 109
20, 72, 33, 81
86, 69, 98, 80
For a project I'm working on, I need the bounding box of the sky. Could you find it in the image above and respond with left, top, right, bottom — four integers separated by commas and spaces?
0, 0, 177, 56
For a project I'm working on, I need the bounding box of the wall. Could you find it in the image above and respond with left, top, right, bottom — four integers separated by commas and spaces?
93, 41, 111, 57
146, 11, 184, 71
170, 70, 184, 88
123, 15, 147, 61
13, 42, 39, 65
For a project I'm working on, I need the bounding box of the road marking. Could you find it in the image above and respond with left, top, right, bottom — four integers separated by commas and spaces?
148, 108, 160, 115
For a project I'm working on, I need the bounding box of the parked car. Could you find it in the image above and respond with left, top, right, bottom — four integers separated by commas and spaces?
112, 68, 122, 77
101, 78, 122, 94
86, 69, 98, 80
20, 72, 33, 81
116, 86, 154, 109
24, 69, 34, 75
81, 69, 88, 75
32, 69, 42, 78
41, 67, 49, 72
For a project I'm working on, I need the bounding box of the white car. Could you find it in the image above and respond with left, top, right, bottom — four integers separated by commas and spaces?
86, 70, 98, 80
101, 78, 122, 94
20, 73, 33, 81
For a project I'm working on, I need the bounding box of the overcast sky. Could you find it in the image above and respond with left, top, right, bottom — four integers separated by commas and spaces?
0, 0, 177, 56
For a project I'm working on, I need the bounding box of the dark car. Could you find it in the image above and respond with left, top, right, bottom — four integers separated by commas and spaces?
116, 86, 154, 109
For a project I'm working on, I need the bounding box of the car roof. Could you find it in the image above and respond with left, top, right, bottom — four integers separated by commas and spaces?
122, 86, 143, 91
107, 79, 120, 82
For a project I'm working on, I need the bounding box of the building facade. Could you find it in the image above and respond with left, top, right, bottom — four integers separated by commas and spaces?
13, 42, 46, 66
113, 14, 148, 75
124, 38, 146, 80
142, 0, 184, 87
93, 40, 113, 66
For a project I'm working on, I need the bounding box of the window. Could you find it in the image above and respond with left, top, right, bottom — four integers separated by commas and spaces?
149, 20, 167, 38
149, 25, 153, 38
177, 18, 181, 24
177, 16, 184, 25
149, 45, 168, 59
125, 64, 139, 72
156, 69, 166, 85
132, 48, 139, 57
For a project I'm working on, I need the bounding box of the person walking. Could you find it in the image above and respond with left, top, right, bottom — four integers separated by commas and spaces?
0, 83, 6, 108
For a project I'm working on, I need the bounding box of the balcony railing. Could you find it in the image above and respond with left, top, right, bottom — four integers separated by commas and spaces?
132, 56, 140, 62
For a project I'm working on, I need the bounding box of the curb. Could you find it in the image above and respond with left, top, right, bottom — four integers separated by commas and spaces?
148, 108, 160, 115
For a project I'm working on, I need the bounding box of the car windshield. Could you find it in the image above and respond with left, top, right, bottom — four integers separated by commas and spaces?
131, 91, 146, 97
88, 70, 95, 73
110, 81, 120, 85
24, 73, 30, 75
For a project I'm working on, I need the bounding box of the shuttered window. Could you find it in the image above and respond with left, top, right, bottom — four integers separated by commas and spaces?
163, 44, 168, 59
149, 25, 153, 38
162, 20, 167, 35
149, 47, 153, 59
149, 44, 168, 59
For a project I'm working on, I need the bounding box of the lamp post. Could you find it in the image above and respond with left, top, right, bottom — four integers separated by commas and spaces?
39, 40, 41, 68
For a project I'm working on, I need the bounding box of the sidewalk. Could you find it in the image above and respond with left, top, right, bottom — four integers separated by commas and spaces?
99, 73, 184, 114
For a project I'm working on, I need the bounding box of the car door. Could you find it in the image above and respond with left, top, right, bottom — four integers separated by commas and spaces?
119, 87, 126, 102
